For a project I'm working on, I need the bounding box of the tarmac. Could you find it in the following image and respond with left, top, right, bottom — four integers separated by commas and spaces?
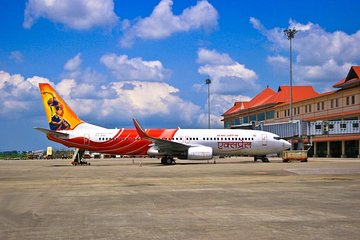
0, 157, 360, 240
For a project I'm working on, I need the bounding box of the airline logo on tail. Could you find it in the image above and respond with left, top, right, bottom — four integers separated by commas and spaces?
39, 83, 83, 130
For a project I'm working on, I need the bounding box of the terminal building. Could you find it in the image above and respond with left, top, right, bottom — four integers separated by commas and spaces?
222, 66, 360, 158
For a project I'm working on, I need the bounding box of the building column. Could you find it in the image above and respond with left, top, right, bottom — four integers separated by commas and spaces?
313, 141, 317, 158
341, 141, 346, 158
326, 141, 331, 158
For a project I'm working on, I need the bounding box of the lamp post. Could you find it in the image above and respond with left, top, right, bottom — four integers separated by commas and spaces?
284, 28, 298, 150
205, 78, 211, 129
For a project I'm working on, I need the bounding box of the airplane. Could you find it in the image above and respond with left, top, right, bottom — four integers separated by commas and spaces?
35, 83, 291, 165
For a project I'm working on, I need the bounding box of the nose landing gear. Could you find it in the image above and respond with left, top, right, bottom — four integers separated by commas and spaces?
254, 155, 269, 162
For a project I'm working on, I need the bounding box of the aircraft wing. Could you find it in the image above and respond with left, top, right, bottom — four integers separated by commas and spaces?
34, 127, 69, 139
132, 118, 190, 153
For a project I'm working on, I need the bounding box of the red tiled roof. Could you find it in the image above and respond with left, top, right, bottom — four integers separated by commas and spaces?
223, 86, 319, 116
222, 87, 276, 116
333, 66, 360, 88
351, 66, 360, 78
248, 87, 277, 108
223, 102, 243, 115
268, 86, 318, 104
223, 101, 253, 115
223, 65, 359, 118
333, 78, 346, 87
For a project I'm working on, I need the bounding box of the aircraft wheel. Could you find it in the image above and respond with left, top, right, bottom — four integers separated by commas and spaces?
165, 157, 173, 165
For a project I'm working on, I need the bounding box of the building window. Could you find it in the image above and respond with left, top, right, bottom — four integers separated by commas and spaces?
234, 118, 242, 125
346, 96, 356, 105
340, 123, 347, 129
305, 105, 308, 113
330, 99, 334, 108
276, 111, 279, 118
335, 99, 339, 107
250, 115, 257, 122
266, 111, 274, 120
321, 101, 325, 110
243, 116, 249, 124
257, 112, 265, 121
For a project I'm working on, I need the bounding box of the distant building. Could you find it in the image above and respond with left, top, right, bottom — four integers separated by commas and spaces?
222, 66, 360, 158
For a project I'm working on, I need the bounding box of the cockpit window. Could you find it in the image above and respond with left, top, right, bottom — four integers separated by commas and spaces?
273, 136, 281, 140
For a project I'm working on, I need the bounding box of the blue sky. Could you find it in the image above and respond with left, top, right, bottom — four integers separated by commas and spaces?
1, 0, 360, 151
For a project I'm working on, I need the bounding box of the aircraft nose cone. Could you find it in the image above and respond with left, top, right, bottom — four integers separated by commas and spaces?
283, 140, 291, 150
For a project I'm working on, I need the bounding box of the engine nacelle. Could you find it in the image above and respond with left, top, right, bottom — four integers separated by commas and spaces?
186, 146, 213, 160
147, 146, 160, 156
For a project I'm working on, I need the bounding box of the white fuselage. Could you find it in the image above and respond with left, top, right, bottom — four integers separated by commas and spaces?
54, 123, 291, 157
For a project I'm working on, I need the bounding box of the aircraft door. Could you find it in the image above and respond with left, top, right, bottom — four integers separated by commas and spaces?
84, 134, 90, 145
262, 134, 267, 146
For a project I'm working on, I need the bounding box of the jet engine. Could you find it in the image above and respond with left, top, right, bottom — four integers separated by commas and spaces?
180, 146, 213, 160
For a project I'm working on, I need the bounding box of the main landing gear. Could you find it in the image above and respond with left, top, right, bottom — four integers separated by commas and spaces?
71, 148, 91, 166
254, 155, 270, 162
161, 156, 176, 165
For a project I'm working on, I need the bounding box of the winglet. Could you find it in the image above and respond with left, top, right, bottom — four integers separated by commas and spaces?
132, 118, 151, 139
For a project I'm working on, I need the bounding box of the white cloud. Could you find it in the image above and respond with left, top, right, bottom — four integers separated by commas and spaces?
251, 17, 360, 90
120, 0, 218, 47
249, 17, 265, 32
100, 53, 171, 81
197, 94, 251, 128
294, 60, 352, 88
267, 55, 288, 64
196, 48, 234, 65
23, 0, 118, 30
62, 54, 106, 84
64, 53, 82, 72
9, 51, 24, 63
196, 48, 259, 95
52, 79, 201, 126
0, 70, 202, 127
0, 70, 50, 118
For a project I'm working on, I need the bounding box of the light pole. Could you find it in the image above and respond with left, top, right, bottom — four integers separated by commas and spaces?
284, 28, 298, 150
205, 78, 211, 129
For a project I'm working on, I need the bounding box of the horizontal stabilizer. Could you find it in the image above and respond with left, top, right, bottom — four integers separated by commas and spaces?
34, 127, 69, 139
